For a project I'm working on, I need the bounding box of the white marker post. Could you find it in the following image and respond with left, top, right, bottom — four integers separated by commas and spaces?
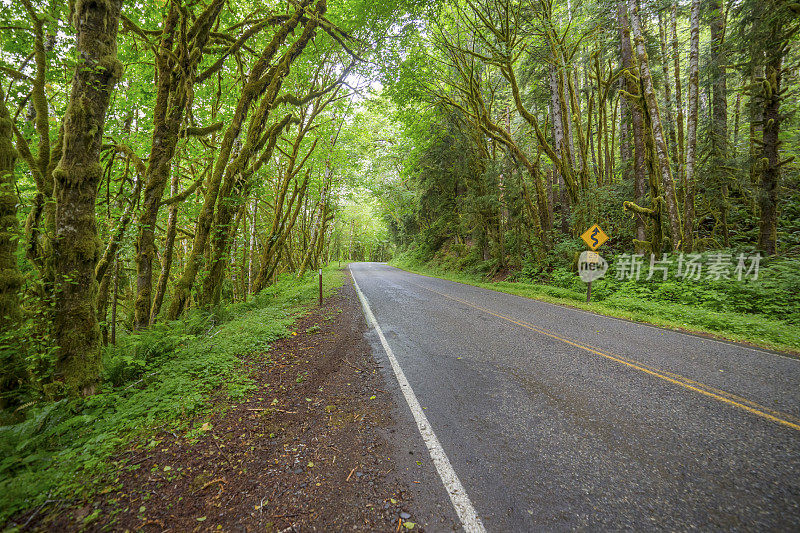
579, 251, 609, 303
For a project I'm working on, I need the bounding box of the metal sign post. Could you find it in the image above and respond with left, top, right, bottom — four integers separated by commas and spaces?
579, 225, 610, 302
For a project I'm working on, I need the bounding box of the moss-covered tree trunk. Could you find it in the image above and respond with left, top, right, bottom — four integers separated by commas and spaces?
0, 88, 23, 405
618, 1, 647, 245
670, 1, 685, 189
248, 200, 258, 294
758, 59, 782, 255
629, 0, 682, 250
133, 0, 224, 330
18, 0, 59, 297
657, 12, 677, 155
52, 0, 123, 396
202, 113, 294, 307
683, 0, 700, 252
252, 174, 309, 291
168, 0, 322, 317
149, 166, 181, 323
549, 64, 572, 234
709, 0, 730, 247
0, 88, 22, 326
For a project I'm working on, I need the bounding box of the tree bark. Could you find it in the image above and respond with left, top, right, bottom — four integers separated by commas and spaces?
168, 0, 323, 317
629, 0, 683, 250
709, 0, 729, 247
150, 163, 182, 322
248, 199, 258, 294
758, 58, 783, 255
133, 0, 224, 329
0, 87, 22, 326
671, 1, 685, 185
618, 1, 647, 244
52, 0, 123, 395
683, 0, 700, 251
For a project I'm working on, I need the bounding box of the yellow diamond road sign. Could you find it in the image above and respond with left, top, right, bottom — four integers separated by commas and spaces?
581, 224, 609, 250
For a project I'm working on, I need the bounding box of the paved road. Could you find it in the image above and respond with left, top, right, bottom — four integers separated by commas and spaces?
349, 263, 800, 532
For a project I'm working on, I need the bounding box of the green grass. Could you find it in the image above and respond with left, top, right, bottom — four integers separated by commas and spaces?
0, 266, 344, 526
391, 257, 799, 355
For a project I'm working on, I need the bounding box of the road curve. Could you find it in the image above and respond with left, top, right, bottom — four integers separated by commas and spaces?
350, 262, 800, 531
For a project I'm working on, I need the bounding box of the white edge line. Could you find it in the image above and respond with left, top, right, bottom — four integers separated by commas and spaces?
349, 266, 487, 533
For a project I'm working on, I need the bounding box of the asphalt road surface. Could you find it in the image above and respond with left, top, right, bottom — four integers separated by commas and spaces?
349, 262, 800, 532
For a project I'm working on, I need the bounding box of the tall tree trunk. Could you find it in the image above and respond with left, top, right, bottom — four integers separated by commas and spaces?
758, 58, 783, 255
619, 84, 632, 181
671, 1, 685, 186
253, 174, 309, 291
168, 0, 322, 318
52, 0, 123, 395
238, 204, 250, 300
203, 113, 293, 307
248, 199, 257, 294
110, 256, 119, 345
733, 91, 741, 150
549, 64, 571, 234
133, 5, 181, 330
0, 86, 25, 408
95, 164, 143, 333
133, 0, 224, 329
658, 12, 677, 154
748, 66, 764, 191
709, 0, 729, 247
0, 87, 22, 325
684, 0, 700, 251
629, 0, 683, 250
150, 163, 181, 322
618, 1, 647, 244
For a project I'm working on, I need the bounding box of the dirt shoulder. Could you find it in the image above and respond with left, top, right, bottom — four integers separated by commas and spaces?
32, 271, 422, 532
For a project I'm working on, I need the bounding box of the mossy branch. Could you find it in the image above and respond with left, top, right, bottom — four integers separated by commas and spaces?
108, 143, 146, 178
160, 164, 211, 207
0, 66, 32, 83
623, 200, 658, 217
181, 121, 225, 137
197, 21, 268, 83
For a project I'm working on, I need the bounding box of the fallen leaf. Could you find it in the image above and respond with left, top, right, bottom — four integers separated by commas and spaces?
196, 516, 207, 522
370, 395, 377, 400
403, 522, 416, 529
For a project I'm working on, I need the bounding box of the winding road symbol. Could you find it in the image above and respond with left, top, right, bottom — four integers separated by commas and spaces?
581, 224, 609, 250
590, 227, 600, 248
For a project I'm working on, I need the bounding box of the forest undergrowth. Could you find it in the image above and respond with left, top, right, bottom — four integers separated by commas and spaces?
0, 268, 343, 526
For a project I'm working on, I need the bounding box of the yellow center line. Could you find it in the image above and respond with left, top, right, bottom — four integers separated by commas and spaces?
407, 280, 800, 432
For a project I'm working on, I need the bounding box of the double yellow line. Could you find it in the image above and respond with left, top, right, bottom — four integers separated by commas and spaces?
410, 280, 800, 432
